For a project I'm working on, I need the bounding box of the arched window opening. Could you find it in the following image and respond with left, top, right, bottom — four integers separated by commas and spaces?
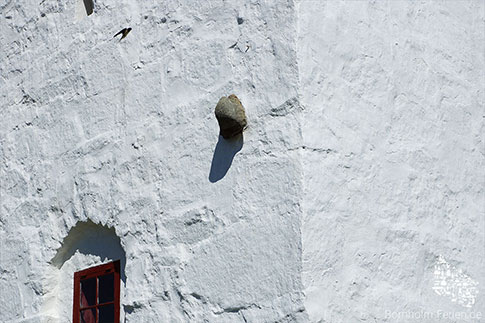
46, 220, 126, 322
73, 261, 121, 323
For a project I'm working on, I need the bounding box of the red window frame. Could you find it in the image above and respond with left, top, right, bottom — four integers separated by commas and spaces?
73, 260, 120, 323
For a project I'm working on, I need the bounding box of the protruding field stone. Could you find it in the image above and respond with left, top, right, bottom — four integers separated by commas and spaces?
215, 94, 247, 139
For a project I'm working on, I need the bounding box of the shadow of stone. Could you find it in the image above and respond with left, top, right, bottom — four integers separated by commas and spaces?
50, 219, 126, 283
209, 134, 243, 183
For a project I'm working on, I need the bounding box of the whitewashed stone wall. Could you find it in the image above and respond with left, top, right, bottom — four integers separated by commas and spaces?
299, 1, 484, 322
0, 0, 483, 322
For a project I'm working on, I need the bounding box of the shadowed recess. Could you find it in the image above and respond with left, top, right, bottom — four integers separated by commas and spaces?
83, 0, 94, 16
209, 134, 243, 183
50, 219, 126, 283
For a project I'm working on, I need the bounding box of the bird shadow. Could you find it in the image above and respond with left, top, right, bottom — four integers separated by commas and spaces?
209, 134, 243, 183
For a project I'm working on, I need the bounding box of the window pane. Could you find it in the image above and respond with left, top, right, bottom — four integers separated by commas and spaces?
80, 308, 96, 323
98, 273, 114, 304
80, 278, 96, 307
98, 304, 115, 323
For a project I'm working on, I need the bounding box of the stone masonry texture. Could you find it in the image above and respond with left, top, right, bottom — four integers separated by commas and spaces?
0, 1, 483, 322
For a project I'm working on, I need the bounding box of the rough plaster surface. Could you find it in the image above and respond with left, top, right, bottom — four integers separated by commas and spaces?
0, 0, 483, 322
298, 1, 484, 322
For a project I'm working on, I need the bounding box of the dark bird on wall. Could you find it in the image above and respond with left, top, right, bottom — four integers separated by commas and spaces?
114, 28, 132, 41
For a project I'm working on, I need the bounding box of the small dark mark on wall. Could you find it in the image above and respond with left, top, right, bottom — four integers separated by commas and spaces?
113, 28, 132, 41
20, 93, 36, 105
83, 0, 94, 16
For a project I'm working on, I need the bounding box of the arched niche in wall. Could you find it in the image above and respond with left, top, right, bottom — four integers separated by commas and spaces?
43, 220, 126, 321
51, 219, 126, 282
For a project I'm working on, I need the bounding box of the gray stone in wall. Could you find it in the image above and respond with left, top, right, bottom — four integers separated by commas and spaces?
215, 94, 247, 139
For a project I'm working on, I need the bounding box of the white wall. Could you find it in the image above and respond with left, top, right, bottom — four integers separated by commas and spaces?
0, 0, 305, 322
298, 1, 484, 322
0, 0, 483, 322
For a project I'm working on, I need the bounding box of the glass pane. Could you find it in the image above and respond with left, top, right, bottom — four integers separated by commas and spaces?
80, 278, 96, 308
98, 304, 115, 323
80, 308, 96, 323
98, 273, 114, 304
